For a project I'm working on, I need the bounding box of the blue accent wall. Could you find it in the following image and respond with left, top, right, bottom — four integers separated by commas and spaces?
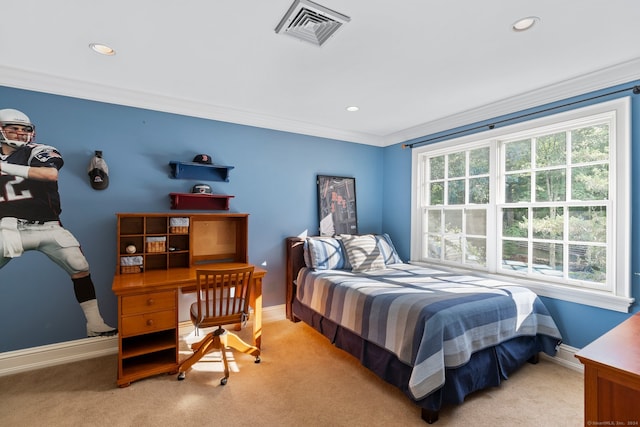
382, 80, 640, 349
0, 86, 383, 351
1, 80, 638, 352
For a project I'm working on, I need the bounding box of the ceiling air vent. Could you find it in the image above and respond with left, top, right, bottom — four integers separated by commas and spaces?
275, 0, 350, 46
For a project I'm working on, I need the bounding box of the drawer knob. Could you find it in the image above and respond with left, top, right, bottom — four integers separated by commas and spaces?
147, 298, 154, 305
146, 319, 154, 326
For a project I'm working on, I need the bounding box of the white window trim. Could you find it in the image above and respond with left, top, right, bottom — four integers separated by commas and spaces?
410, 97, 633, 313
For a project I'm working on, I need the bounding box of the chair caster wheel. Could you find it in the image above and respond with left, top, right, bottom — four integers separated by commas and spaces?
177, 372, 185, 381
255, 356, 261, 363
220, 377, 228, 386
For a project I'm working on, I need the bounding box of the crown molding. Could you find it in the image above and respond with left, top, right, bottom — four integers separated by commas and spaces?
2, 59, 638, 149
0, 65, 383, 147
385, 57, 640, 146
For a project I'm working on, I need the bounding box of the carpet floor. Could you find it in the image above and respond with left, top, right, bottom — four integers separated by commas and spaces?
0, 319, 583, 426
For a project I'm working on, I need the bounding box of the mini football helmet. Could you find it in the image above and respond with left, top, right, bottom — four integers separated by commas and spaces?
193, 154, 212, 164
191, 183, 213, 194
0, 108, 35, 148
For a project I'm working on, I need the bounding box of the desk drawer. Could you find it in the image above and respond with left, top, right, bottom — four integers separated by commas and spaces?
121, 291, 175, 315
121, 309, 176, 336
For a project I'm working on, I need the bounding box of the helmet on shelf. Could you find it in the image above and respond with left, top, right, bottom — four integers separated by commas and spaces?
191, 183, 212, 194
192, 154, 212, 164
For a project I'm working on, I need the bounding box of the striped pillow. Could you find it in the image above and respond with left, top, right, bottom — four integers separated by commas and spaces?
375, 233, 403, 265
305, 237, 347, 270
340, 234, 385, 272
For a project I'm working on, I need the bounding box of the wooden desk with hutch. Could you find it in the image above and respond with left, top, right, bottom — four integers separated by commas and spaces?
111, 213, 265, 387
575, 313, 640, 425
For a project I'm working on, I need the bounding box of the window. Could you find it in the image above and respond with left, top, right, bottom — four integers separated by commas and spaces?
411, 98, 633, 312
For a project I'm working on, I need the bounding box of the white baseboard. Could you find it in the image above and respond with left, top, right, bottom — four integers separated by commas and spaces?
542, 343, 583, 372
262, 304, 286, 323
0, 335, 118, 377
0, 304, 287, 377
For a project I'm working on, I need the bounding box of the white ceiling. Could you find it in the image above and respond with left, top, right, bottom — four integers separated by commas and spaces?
1, 1, 639, 147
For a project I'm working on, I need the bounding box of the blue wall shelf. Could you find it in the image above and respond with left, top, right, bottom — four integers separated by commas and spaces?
169, 161, 235, 181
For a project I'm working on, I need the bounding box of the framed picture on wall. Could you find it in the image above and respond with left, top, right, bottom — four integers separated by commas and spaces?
317, 175, 358, 236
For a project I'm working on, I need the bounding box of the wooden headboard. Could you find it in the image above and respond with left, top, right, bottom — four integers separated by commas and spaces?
285, 237, 306, 322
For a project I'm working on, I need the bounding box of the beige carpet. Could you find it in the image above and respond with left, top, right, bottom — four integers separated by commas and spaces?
0, 319, 583, 426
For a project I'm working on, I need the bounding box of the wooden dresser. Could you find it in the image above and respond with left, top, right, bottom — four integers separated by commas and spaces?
575, 313, 640, 425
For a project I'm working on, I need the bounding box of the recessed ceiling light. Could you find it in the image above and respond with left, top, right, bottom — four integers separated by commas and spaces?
89, 43, 116, 56
346, 106, 359, 112
512, 16, 540, 32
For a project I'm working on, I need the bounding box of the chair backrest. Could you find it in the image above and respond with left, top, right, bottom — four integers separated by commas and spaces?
194, 266, 254, 329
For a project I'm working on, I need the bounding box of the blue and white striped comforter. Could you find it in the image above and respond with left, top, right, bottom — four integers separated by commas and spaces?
296, 263, 562, 400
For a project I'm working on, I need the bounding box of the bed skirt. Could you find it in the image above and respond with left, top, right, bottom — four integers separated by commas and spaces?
293, 299, 544, 414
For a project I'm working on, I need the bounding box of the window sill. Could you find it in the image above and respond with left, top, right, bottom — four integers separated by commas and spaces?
409, 261, 635, 313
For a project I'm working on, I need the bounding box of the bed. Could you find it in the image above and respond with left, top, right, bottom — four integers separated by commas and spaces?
285, 235, 562, 424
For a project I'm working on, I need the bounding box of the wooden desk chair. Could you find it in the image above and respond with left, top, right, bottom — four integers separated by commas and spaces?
177, 266, 261, 385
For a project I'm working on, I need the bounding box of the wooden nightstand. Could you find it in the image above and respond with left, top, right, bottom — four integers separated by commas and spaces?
575, 313, 640, 425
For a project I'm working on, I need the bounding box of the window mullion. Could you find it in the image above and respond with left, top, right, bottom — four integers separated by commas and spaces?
484, 140, 498, 273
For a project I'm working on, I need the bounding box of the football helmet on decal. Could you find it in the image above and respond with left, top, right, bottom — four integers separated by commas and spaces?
0, 108, 35, 148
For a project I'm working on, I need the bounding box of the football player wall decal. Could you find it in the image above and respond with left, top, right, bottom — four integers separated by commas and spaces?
0, 108, 117, 337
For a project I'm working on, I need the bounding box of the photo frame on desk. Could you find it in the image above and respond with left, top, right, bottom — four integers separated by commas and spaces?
317, 175, 358, 236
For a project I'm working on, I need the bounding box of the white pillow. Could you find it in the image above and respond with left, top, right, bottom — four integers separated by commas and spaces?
340, 234, 385, 272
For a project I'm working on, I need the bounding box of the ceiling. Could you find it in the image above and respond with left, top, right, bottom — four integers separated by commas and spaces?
1, 1, 639, 147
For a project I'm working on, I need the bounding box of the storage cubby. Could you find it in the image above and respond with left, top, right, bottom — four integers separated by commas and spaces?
145, 216, 167, 234
121, 330, 177, 360
116, 213, 249, 274
118, 214, 189, 273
